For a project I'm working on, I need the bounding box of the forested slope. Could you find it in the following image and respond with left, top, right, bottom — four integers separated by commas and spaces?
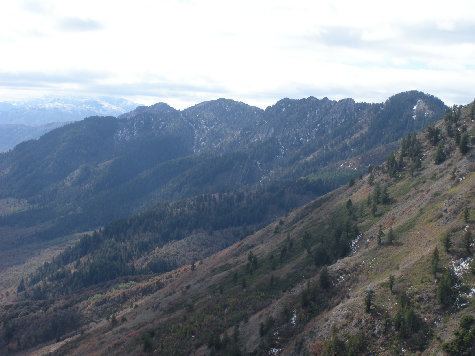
1, 101, 472, 354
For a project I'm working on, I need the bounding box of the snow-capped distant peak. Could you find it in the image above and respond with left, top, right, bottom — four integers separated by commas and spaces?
0, 96, 138, 125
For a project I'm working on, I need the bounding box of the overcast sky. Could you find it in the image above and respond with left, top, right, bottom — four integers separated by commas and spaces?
0, 0, 474, 108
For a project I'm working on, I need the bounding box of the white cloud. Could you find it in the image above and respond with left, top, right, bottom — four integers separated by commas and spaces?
57, 17, 103, 32
0, 0, 474, 107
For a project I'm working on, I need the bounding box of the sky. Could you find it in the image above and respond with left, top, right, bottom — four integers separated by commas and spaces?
0, 0, 474, 108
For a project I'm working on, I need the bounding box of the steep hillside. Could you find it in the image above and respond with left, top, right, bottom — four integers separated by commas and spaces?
1, 102, 472, 354
0, 92, 445, 251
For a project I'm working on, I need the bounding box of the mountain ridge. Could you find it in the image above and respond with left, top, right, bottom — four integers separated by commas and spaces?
2, 98, 471, 355
0, 91, 446, 260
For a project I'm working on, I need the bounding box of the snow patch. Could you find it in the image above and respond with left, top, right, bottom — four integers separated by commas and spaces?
452, 257, 473, 278
351, 233, 362, 253
290, 310, 297, 326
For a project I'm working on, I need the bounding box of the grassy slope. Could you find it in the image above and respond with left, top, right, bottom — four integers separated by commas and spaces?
22, 106, 475, 355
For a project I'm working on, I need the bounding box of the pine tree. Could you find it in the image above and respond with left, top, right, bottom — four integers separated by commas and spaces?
324, 330, 347, 355
464, 207, 470, 223
365, 288, 374, 313
394, 294, 420, 340
319, 266, 331, 289
388, 275, 395, 293
381, 185, 390, 204
17, 278, 26, 293
455, 130, 461, 146
387, 228, 395, 244
259, 322, 265, 337
463, 231, 472, 256
437, 269, 457, 307
377, 225, 384, 246
459, 133, 470, 155
447, 123, 454, 137
374, 183, 382, 204
269, 254, 277, 270
233, 325, 240, 343
427, 126, 441, 146
247, 251, 258, 274
368, 172, 374, 186
431, 248, 440, 277
442, 234, 451, 253
346, 199, 354, 215
371, 200, 377, 217
142, 332, 154, 352
386, 153, 398, 177
434, 143, 446, 164
397, 152, 404, 171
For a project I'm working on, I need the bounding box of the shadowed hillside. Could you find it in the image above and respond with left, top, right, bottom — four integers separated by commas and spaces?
0, 100, 472, 354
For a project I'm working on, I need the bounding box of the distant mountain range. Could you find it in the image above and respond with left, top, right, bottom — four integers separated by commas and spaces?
0, 91, 446, 248
0, 96, 137, 151
0, 122, 65, 152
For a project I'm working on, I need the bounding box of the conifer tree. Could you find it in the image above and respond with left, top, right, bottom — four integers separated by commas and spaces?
17, 278, 26, 293
387, 228, 395, 244
397, 152, 404, 171
346, 199, 354, 216
431, 248, 440, 277
459, 133, 470, 155
247, 251, 258, 274
442, 234, 451, 253
464, 207, 470, 223
394, 294, 420, 340
377, 225, 384, 246
381, 185, 390, 204
463, 231, 472, 256
437, 269, 457, 307
427, 126, 441, 146
434, 143, 446, 164
388, 275, 395, 293
365, 288, 374, 313
368, 172, 374, 186
455, 130, 461, 146
386, 153, 398, 177
374, 183, 382, 204
319, 266, 331, 289
371, 200, 377, 217
446, 122, 455, 138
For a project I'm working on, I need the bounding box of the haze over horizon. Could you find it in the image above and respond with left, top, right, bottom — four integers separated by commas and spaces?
0, 0, 474, 109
